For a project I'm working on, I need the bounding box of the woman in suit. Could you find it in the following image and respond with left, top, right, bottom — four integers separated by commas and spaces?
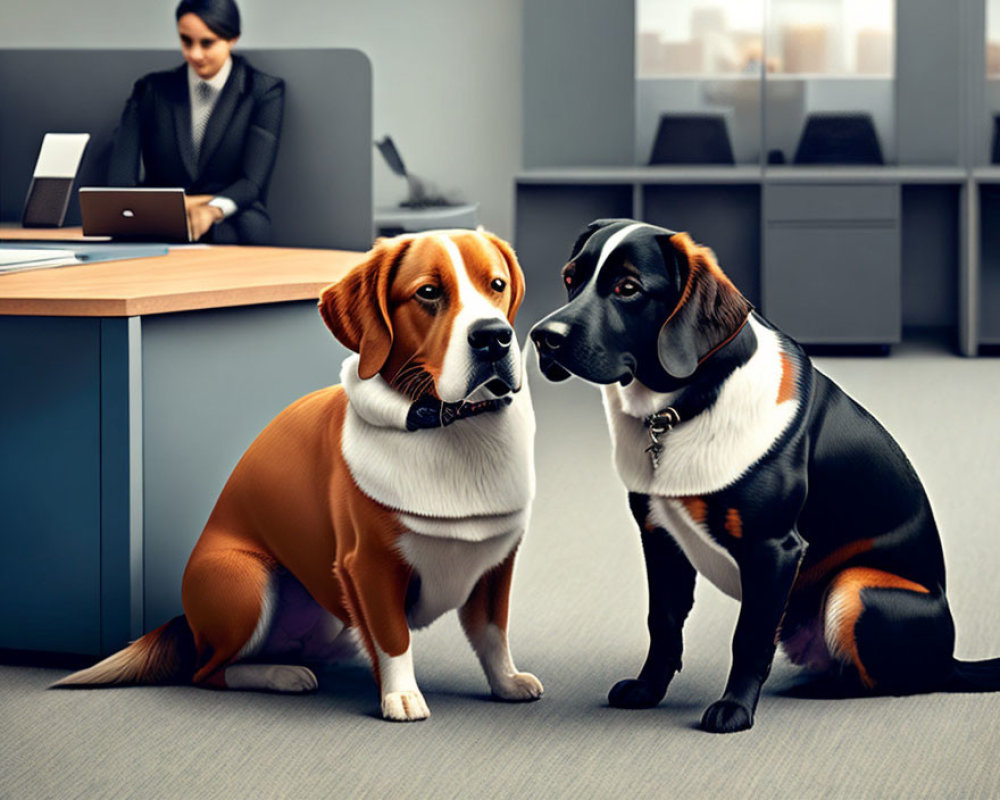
108, 0, 284, 244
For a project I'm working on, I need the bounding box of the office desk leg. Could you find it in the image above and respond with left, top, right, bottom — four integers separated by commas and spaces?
959, 179, 979, 356
99, 317, 145, 654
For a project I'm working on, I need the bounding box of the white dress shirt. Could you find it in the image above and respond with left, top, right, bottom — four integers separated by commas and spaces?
187, 58, 237, 220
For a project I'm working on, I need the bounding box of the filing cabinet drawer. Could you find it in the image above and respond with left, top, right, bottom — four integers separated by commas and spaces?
763, 225, 900, 344
766, 184, 898, 222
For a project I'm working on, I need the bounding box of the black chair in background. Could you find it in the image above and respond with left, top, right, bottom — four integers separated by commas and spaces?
648, 113, 736, 165
793, 113, 884, 165
991, 115, 1000, 164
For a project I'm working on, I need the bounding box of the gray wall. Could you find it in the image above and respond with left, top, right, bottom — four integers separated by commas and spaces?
896, 0, 965, 165
523, 0, 635, 167
0, 0, 523, 241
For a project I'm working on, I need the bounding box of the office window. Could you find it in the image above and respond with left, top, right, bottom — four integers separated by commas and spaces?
987, 0, 1000, 163
637, 1, 765, 77
987, 0, 1000, 76
635, 0, 895, 166
636, 1, 765, 165
763, 0, 895, 165
766, 0, 894, 77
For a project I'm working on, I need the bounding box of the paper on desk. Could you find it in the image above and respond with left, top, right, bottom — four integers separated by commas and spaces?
0, 248, 82, 273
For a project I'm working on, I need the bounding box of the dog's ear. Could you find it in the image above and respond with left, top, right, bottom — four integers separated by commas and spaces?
480, 231, 525, 324
567, 218, 633, 261
657, 232, 752, 380
319, 236, 413, 379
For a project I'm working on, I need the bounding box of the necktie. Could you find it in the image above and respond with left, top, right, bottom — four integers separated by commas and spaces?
192, 81, 213, 155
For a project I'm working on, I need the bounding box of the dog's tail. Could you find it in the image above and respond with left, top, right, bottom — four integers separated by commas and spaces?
943, 657, 1000, 693
50, 615, 196, 688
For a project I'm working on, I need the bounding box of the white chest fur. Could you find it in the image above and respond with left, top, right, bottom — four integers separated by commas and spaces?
398, 507, 530, 543
339, 355, 536, 521
397, 526, 523, 629
648, 497, 742, 600
601, 316, 798, 497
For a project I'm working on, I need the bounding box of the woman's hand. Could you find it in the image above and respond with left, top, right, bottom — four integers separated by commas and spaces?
185, 196, 224, 241
184, 194, 214, 210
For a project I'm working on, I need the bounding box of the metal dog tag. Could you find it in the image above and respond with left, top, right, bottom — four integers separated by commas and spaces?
644, 407, 680, 469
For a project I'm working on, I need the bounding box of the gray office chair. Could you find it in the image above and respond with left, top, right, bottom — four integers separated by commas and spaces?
648, 113, 736, 165
793, 113, 884, 166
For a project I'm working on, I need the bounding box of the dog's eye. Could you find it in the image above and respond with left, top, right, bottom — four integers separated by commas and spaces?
562, 269, 576, 289
491, 278, 506, 292
614, 278, 641, 297
416, 284, 442, 301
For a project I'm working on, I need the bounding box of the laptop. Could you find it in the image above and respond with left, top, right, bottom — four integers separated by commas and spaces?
79, 187, 191, 242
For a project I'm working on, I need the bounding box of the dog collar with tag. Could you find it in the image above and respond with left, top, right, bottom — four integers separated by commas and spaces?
644, 407, 680, 468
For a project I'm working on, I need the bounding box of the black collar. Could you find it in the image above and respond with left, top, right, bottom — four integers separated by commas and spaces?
406, 395, 512, 432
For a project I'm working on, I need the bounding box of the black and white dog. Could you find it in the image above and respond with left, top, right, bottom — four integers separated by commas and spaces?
530, 218, 1000, 734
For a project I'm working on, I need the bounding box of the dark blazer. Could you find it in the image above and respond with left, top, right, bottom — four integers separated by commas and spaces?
107, 54, 284, 244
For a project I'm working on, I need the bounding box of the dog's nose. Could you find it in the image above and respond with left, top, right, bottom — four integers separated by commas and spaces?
468, 319, 513, 363
529, 320, 569, 353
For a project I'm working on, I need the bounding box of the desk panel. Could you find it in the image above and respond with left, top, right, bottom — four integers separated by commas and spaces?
141, 301, 347, 629
0, 244, 361, 656
0, 317, 101, 653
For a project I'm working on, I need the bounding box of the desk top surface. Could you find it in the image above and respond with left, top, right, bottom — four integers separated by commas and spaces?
0, 230, 365, 317
515, 165, 970, 184
0, 224, 109, 243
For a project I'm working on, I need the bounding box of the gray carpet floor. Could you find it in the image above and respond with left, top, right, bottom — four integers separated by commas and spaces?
3, 342, 999, 799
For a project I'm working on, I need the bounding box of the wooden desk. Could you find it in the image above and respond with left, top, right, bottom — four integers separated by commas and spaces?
0, 223, 107, 242
0, 244, 364, 657
0, 243, 362, 316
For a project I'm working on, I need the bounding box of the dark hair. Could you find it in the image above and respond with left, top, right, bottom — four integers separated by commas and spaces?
175, 0, 241, 40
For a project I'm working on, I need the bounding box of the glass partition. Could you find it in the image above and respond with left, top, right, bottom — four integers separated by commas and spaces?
763, 0, 896, 166
636, 0, 896, 168
636, 0, 765, 166
987, 0, 1000, 164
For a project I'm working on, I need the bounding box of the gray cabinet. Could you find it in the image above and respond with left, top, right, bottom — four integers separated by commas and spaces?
763, 183, 901, 344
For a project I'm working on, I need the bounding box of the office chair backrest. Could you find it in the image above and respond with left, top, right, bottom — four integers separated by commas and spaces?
648, 113, 736, 165
793, 113, 884, 165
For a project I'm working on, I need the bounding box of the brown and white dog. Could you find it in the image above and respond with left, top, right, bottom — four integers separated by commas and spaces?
55, 229, 543, 722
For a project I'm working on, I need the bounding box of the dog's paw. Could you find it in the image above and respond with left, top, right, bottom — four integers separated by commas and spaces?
492, 672, 544, 702
608, 678, 665, 709
270, 665, 319, 693
381, 690, 431, 722
224, 664, 318, 693
700, 699, 753, 734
